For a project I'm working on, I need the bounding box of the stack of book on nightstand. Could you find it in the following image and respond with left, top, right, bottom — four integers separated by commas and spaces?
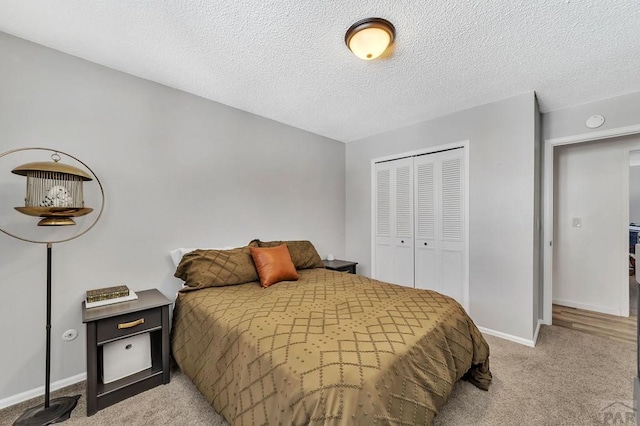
85, 285, 138, 309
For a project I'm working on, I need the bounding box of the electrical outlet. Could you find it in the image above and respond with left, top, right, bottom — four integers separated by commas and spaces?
62, 329, 78, 341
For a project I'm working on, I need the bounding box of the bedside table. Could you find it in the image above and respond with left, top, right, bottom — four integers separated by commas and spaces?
82, 289, 171, 416
323, 259, 358, 274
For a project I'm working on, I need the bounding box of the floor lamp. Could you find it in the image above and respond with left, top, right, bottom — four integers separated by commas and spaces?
0, 148, 104, 425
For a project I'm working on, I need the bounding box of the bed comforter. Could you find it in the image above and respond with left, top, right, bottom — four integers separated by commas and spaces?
171, 268, 491, 425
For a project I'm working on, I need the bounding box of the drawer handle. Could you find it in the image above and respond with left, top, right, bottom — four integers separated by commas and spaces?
117, 318, 145, 329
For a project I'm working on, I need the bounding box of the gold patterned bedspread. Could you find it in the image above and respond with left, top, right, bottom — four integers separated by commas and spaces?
171, 268, 491, 425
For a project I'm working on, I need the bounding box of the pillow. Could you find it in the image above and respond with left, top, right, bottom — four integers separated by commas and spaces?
170, 240, 259, 268
249, 244, 299, 288
174, 246, 259, 290
170, 247, 233, 268
254, 240, 324, 270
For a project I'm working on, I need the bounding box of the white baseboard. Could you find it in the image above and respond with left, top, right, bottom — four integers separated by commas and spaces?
553, 298, 621, 316
478, 326, 537, 348
0, 372, 86, 410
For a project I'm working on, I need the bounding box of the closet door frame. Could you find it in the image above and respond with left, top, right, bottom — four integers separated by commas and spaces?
370, 140, 470, 311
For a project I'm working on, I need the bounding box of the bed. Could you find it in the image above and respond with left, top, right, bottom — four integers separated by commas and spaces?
171, 242, 491, 425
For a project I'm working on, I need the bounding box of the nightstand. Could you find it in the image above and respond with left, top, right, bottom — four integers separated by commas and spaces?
82, 289, 171, 416
323, 259, 358, 274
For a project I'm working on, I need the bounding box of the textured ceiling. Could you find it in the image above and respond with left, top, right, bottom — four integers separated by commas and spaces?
0, 1, 639, 142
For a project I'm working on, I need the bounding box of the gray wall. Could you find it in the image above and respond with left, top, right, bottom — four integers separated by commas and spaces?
345, 92, 538, 341
543, 91, 640, 141
0, 33, 346, 402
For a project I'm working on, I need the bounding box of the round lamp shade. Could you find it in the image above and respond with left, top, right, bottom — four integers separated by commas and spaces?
345, 18, 395, 60
0, 148, 104, 241
12, 160, 92, 180
12, 156, 93, 226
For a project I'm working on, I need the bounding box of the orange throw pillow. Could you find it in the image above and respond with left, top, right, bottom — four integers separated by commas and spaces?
250, 244, 299, 288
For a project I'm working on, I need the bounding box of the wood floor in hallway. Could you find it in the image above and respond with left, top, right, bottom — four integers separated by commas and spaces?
552, 275, 637, 344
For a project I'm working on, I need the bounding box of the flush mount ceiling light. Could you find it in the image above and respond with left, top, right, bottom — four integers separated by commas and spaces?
345, 17, 395, 60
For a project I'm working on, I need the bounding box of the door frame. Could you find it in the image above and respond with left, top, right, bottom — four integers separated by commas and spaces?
543, 124, 640, 324
371, 140, 470, 311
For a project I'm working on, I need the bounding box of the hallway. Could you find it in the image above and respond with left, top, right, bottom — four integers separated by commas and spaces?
552, 276, 637, 344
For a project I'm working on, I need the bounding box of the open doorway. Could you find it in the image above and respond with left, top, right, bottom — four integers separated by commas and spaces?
628, 150, 640, 317
547, 136, 640, 343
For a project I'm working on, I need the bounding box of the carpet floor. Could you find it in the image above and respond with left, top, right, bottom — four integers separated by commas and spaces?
0, 325, 635, 425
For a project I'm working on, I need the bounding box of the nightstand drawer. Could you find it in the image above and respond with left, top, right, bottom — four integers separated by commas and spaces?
96, 308, 161, 344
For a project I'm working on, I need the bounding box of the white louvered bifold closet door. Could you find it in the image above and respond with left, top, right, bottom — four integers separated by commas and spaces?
414, 148, 465, 303
374, 158, 414, 287
374, 162, 394, 283
394, 159, 415, 287
414, 158, 437, 292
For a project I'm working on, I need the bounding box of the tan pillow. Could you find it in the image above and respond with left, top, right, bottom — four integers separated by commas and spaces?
249, 245, 299, 288
175, 246, 259, 290
254, 240, 324, 270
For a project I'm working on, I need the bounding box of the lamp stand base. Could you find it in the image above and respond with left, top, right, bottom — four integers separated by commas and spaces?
13, 395, 80, 426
